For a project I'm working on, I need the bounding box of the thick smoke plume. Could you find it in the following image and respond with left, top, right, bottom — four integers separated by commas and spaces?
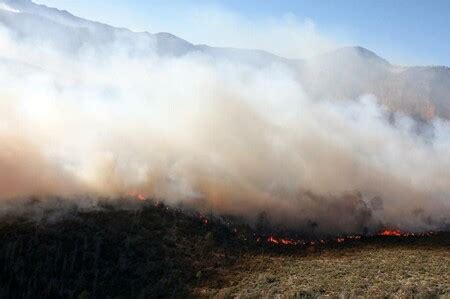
0, 6, 449, 235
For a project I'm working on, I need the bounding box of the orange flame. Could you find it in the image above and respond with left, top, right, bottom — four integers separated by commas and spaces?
127, 191, 146, 201
267, 236, 280, 244
264, 229, 434, 247
267, 236, 303, 245
378, 229, 402, 236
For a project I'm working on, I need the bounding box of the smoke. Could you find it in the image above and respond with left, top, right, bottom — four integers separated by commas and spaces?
165, 5, 340, 59
0, 8, 449, 235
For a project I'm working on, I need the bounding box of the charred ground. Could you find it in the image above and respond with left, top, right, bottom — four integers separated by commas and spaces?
0, 199, 448, 298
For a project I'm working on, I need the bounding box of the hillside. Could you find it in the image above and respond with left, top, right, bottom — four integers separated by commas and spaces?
0, 199, 448, 298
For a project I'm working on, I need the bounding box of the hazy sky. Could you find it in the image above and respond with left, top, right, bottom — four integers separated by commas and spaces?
34, 0, 450, 66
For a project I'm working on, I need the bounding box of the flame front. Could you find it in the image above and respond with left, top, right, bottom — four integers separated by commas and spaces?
127, 192, 146, 201
378, 229, 402, 236
267, 236, 303, 245
264, 229, 435, 247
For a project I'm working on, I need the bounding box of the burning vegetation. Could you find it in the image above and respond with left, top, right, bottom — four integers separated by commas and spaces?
265, 230, 437, 247
125, 194, 442, 248
0, 197, 448, 298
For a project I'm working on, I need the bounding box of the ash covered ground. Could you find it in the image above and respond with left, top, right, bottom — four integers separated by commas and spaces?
0, 198, 448, 298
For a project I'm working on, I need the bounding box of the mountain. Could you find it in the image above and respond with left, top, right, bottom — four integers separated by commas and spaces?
1, 0, 450, 120
298, 47, 450, 120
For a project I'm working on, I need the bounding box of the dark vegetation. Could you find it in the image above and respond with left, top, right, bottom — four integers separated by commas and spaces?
0, 199, 448, 298
0, 200, 246, 298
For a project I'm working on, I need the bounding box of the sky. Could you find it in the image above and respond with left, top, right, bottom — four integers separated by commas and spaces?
34, 0, 450, 66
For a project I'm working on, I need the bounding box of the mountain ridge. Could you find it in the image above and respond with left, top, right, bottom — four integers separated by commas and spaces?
3, 0, 449, 68
1, 0, 450, 120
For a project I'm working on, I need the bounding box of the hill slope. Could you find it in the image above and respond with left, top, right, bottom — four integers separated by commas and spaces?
0, 200, 448, 298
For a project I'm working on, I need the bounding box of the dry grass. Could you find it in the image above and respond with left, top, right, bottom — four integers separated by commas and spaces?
197, 238, 450, 298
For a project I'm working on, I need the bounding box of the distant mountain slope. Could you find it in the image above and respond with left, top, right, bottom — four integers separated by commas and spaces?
299, 47, 450, 120
1, 0, 449, 120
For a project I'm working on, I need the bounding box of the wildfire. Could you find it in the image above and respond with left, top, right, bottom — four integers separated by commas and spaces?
264, 229, 435, 247
267, 236, 279, 244
127, 191, 146, 201
376, 229, 436, 237
267, 236, 305, 246
119, 198, 438, 248
197, 214, 209, 225
267, 236, 303, 245
378, 229, 402, 237
266, 234, 367, 247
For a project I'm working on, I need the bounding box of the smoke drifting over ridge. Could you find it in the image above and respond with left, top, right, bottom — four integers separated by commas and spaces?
0, 2, 449, 235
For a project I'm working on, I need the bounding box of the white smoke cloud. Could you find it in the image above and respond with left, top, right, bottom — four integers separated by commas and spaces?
0, 3, 19, 13
178, 6, 340, 59
0, 8, 449, 235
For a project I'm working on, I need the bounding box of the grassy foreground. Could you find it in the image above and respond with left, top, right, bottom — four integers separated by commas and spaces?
0, 200, 448, 298
196, 238, 450, 298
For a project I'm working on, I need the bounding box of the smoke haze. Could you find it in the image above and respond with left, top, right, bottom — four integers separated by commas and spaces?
0, 1, 449, 235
